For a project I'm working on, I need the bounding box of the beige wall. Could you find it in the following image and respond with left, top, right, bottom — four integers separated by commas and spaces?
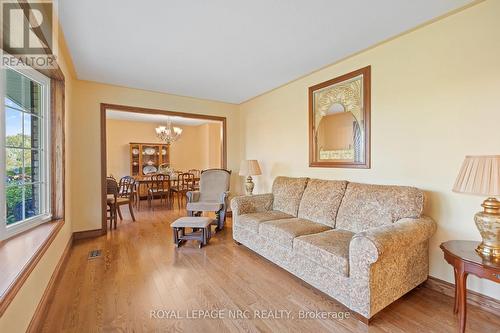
203, 123, 223, 169
238, 0, 500, 299
106, 119, 222, 178
70, 81, 239, 233
0, 32, 75, 332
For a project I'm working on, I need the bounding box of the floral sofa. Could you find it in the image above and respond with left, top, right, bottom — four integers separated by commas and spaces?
230, 177, 436, 320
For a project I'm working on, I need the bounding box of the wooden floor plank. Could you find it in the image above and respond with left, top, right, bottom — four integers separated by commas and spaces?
40, 203, 500, 332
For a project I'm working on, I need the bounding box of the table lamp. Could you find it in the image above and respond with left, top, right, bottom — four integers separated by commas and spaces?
453, 155, 500, 259
239, 160, 262, 195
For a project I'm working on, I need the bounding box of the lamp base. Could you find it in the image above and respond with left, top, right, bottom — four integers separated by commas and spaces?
474, 197, 500, 260
245, 176, 255, 195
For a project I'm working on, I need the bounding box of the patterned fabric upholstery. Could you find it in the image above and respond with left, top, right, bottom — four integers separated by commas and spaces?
294, 229, 354, 276
297, 179, 348, 227
236, 211, 293, 233
231, 193, 273, 216
272, 177, 309, 216
259, 218, 331, 250
335, 182, 424, 233
350, 216, 436, 260
230, 176, 436, 319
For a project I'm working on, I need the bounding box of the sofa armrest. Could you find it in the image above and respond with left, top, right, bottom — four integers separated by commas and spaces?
230, 193, 273, 216
350, 216, 436, 265
186, 191, 200, 203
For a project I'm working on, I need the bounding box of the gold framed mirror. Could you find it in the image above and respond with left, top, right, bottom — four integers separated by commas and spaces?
309, 66, 371, 168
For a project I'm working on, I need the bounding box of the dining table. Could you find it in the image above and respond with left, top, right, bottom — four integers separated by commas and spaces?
133, 174, 200, 204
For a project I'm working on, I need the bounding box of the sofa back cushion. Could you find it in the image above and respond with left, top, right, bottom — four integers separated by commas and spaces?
336, 182, 424, 233
297, 179, 348, 227
272, 177, 309, 216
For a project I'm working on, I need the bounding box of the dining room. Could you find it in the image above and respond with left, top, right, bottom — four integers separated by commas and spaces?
103, 106, 226, 229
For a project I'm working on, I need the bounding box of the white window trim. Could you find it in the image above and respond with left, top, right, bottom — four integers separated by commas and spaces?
0, 56, 52, 241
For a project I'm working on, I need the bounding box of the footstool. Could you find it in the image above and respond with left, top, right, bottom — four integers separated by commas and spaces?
171, 216, 214, 248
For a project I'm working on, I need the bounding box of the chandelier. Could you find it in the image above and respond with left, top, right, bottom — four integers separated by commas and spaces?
155, 117, 182, 144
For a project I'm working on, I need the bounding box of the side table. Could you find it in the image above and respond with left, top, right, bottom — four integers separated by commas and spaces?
440, 240, 500, 333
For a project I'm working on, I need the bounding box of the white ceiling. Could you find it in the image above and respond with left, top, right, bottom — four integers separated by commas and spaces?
106, 110, 219, 126
60, 0, 473, 104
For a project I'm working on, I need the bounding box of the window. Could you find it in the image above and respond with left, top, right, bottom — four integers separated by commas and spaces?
1, 63, 51, 240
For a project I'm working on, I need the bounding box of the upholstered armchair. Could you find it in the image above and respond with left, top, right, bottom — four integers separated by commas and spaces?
186, 169, 231, 231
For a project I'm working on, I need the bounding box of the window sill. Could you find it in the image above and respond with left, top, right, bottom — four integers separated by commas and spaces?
0, 219, 64, 317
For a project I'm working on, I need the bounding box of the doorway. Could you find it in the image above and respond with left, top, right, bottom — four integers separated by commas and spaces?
100, 103, 227, 232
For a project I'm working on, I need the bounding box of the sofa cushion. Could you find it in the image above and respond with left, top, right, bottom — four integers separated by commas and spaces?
272, 177, 309, 216
236, 211, 293, 233
259, 218, 331, 250
297, 179, 348, 227
336, 183, 424, 233
294, 229, 354, 277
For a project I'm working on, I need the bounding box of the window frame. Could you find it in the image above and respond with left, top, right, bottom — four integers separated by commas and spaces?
1, 57, 52, 240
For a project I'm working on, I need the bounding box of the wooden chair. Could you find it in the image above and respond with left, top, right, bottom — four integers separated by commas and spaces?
119, 176, 137, 204
188, 169, 201, 190
170, 172, 195, 210
115, 176, 136, 222
148, 174, 170, 209
188, 169, 201, 178
106, 177, 119, 229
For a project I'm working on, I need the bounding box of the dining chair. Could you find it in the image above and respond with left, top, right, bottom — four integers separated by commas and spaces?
106, 177, 119, 229
188, 169, 201, 190
148, 174, 170, 209
170, 172, 195, 210
115, 176, 136, 222
188, 169, 201, 178
119, 176, 137, 204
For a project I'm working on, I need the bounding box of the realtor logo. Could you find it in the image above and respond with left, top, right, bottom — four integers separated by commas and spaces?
1, 0, 57, 68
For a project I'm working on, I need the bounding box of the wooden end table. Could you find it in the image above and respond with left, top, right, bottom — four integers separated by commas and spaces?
440, 240, 500, 333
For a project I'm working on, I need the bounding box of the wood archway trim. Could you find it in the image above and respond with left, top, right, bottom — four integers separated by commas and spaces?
99, 103, 228, 234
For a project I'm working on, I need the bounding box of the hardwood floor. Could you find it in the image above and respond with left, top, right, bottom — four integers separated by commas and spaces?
40, 203, 500, 332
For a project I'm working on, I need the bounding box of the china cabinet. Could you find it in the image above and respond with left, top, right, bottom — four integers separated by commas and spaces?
129, 142, 170, 176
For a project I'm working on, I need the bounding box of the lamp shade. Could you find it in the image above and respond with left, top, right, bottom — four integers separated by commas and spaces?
453, 155, 500, 196
239, 160, 262, 176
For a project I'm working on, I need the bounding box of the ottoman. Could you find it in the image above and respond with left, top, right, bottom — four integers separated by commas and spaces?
171, 216, 214, 248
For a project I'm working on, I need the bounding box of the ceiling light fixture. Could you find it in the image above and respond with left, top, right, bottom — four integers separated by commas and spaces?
155, 117, 182, 144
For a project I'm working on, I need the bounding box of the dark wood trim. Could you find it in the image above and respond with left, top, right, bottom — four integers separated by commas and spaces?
73, 229, 105, 240
308, 66, 371, 168
100, 103, 228, 233
0, 219, 64, 316
100, 104, 108, 233
425, 276, 500, 315
26, 234, 73, 332
102, 103, 227, 122
50, 79, 65, 220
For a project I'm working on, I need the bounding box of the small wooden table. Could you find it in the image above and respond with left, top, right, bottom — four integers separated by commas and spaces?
440, 240, 500, 333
